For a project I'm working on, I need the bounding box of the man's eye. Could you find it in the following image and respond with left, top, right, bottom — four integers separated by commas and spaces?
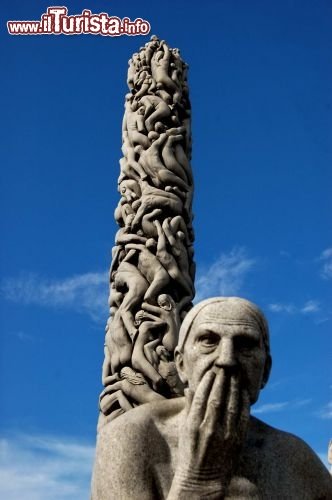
235, 337, 258, 350
198, 333, 220, 346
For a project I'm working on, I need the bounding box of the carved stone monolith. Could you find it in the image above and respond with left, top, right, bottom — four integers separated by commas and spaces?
98, 36, 195, 428
91, 37, 332, 500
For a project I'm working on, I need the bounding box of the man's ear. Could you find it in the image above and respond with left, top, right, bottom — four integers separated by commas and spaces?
174, 347, 188, 385
261, 354, 272, 389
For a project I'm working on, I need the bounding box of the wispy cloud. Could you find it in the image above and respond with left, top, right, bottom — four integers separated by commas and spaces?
252, 402, 289, 414
268, 379, 284, 390
268, 303, 296, 314
300, 300, 320, 314
319, 247, 332, 280
252, 398, 312, 415
268, 300, 320, 315
195, 248, 255, 302
10, 331, 35, 342
1, 271, 108, 322
293, 398, 312, 408
0, 433, 94, 500
0, 248, 255, 321
317, 401, 332, 420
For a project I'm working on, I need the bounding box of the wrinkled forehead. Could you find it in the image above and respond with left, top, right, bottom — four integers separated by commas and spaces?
178, 297, 268, 350
192, 301, 259, 329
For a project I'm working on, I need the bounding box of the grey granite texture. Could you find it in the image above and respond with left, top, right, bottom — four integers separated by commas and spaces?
92, 298, 332, 499
92, 37, 332, 499
99, 36, 194, 425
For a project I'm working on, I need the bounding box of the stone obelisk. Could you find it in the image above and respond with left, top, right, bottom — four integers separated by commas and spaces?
98, 36, 195, 428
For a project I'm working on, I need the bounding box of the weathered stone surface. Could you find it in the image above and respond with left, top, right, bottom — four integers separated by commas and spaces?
92, 298, 332, 499
92, 37, 332, 499
98, 36, 195, 427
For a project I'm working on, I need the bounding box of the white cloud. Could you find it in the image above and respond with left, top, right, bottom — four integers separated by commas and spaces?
317, 401, 332, 420
300, 300, 320, 314
268, 379, 284, 390
0, 433, 95, 500
1, 248, 255, 322
252, 402, 289, 414
1, 271, 108, 322
293, 398, 312, 408
195, 248, 255, 302
268, 303, 296, 314
268, 300, 320, 315
319, 247, 332, 280
252, 398, 312, 415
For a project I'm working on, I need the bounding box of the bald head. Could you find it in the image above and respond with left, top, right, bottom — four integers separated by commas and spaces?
178, 297, 270, 357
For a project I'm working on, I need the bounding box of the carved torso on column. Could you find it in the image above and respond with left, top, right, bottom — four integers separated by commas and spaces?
99, 36, 195, 426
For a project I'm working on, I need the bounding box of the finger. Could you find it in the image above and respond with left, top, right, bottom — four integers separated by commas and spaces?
202, 368, 226, 429
99, 393, 120, 414
99, 390, 133, 414
103, 373, 120, 385
188, 370, 215, 427
208, 368, 227, 409
238, 388, 250, 441
108, 408, 126, 422
99, 394, 114, 414
118, 391, 134, 411
225, 374, 240, 439
99, 381, 123, 400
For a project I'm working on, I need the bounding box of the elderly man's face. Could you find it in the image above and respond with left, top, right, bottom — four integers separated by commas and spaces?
177, 309, 270, 405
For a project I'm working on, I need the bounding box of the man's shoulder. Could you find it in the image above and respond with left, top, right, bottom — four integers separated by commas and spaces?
249, 417, 332, 496
93, 400, 183, 500
98, 397, 184, 446
251, 416, 320, 458
251, 416, 319, 462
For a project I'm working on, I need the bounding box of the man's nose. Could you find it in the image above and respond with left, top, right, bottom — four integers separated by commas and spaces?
214, 337, 237, 368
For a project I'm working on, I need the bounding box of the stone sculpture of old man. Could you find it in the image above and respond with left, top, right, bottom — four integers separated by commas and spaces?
92, 297, 332, 499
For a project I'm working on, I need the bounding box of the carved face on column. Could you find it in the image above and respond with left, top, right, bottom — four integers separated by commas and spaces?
119, 180, 140, 203
157, 294, 174, 311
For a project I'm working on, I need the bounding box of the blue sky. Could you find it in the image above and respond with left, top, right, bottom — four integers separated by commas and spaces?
1, 0, 331, 497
